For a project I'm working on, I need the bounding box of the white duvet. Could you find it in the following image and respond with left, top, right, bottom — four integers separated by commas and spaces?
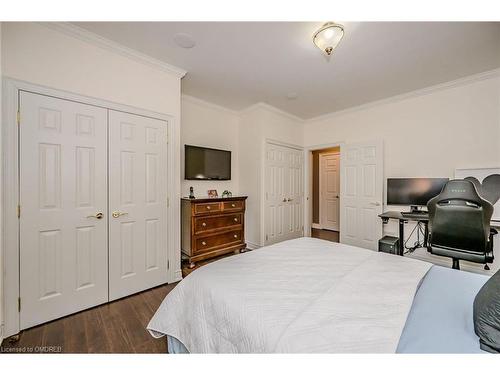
148, 237, 432, 353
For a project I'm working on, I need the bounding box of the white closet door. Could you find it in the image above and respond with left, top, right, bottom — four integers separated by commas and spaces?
340, 141, 383, 250
265, 143, 287, 245
19, 92, 108, 329
108, 110, 168, 300
285, 148, 304, 240
320, 153, 340, 231
265, 143, 304, 245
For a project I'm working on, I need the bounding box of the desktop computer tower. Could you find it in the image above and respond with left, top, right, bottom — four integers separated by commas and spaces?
378, 235, 399, 254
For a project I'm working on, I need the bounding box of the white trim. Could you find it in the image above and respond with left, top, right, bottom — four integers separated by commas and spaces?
303, 141, 344, 238
41, 23, 187, 79
240, 102, 305, 123
246, 241, 261, 250
265, 138, 303, 151
307, 68, 500, 123
181, 94, 238, 116
2, 77, 180, 337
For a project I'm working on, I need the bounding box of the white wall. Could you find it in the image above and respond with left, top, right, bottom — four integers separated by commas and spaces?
305, 74, 500, 181
181, 95, 240, 198
304, 72, 500, 270
238, 104, 304, 247
1, 22, 184, 336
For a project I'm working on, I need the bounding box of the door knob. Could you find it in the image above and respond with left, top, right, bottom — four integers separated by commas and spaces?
112, 211, 128, 218
287, 198, 293, 202
282, 198, 287, 202
336, 195, 339, 199
86, 212, 103, 219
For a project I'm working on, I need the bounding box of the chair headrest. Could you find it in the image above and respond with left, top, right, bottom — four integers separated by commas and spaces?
436, 179, 483, 205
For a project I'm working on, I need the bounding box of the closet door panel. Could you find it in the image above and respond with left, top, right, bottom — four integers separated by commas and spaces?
19, 91, 108, 329
108, 110, 168, 300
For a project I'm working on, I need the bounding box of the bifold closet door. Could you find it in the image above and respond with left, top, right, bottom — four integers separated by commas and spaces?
19, 92, 108, 329
108, 110, 169, 300
265, 143, 304, 245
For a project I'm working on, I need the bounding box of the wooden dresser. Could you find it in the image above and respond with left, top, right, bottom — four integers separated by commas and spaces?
181, 196, 248, 268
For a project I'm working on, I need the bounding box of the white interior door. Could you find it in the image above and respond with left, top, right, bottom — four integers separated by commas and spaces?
319, 153, 340, 231
340, 141, 383, 250
265, 143, 303, 245
19, 92, 108, 329
108, 110, 169, 300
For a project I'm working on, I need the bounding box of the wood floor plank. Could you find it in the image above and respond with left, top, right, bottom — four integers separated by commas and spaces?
1, 284, 176, 354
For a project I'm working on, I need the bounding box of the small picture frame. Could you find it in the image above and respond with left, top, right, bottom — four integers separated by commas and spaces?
207, 189, 218, 198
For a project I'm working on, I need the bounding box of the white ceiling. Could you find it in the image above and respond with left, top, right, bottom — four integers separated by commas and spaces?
74, 22, 500, 119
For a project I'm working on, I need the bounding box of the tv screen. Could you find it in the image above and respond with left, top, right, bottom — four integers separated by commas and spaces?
387, 178, 449, 206
185, 145, 231, 180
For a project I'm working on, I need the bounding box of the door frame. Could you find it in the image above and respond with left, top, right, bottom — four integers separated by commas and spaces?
303, 141, 345, 238
1, 77, 178, 338
318, 151, 340, 231
261, 139, 303, 247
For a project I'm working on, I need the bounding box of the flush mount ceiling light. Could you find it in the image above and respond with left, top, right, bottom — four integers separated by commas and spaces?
312, 22, 344, 56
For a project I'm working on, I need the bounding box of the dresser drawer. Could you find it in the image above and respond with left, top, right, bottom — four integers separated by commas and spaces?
222, 200, 245, 211
194, 230, 243, 254
194, 202, 221, 215
194, 214, 242, 234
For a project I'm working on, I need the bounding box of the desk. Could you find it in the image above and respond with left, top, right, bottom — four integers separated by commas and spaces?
379, 211, 429, 256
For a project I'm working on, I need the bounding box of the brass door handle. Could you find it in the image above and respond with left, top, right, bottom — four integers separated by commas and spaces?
112, 211, 128, 218
87, 212, 103, 219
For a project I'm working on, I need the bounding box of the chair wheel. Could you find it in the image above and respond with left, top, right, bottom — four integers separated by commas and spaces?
484, 264, 490, 271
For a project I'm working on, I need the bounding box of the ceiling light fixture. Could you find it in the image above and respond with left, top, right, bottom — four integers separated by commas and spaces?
312, 22, 344, 56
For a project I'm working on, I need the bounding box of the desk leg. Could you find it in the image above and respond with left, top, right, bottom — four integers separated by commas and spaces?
398, 220, 405, 256
423, 222, 429, 249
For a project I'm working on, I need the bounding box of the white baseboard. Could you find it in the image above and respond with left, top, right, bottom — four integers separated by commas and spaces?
246, 241, 261, 250
312, 223, 322, 229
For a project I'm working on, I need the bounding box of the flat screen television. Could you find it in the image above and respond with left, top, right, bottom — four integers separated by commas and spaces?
185, 145, 231, 180
387, 178, 449, 206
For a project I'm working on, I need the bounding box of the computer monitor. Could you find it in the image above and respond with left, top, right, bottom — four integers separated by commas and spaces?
387, 178, 449, 209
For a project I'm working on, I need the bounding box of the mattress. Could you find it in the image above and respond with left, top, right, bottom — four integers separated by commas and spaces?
397, 265, 488, 353
149, 237, 442, 352
166, 265, 488, 354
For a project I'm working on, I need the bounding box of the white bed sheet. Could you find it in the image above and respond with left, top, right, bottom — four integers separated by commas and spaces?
148, 237, 431, 353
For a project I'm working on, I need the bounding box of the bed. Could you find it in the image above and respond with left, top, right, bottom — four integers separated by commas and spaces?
147, 237, 490, 353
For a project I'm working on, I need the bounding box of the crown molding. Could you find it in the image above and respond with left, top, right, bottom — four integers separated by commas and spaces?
181, 94, 239, 116
40, 22, 187, 79
240, 102, 305, 123
307, 68, 500, 123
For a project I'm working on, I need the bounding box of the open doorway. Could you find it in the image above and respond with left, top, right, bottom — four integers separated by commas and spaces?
311, 146, 340, 243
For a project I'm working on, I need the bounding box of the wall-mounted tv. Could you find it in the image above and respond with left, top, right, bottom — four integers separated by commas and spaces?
185, 145, 231, 180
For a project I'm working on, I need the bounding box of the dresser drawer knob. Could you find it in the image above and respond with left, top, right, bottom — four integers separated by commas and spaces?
233, 218, 238, 222
231, 203, 236, 208
202, 241, 207, 246
206, 206, 211, 210
234, 234, 238, 239
202, 222, 207, 227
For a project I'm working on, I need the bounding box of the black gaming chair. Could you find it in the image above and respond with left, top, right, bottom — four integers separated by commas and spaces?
427, 179, 496, 270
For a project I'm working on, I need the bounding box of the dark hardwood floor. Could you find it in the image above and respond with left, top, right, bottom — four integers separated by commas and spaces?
311, 228, 339, 243
0, 283, 178, 354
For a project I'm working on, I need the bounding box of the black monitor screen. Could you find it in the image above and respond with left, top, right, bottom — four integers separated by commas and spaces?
387, 178, 449, 206
185, 145, 231, 180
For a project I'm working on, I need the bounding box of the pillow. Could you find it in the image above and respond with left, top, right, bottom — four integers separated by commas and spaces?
473, 269, 500, 353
